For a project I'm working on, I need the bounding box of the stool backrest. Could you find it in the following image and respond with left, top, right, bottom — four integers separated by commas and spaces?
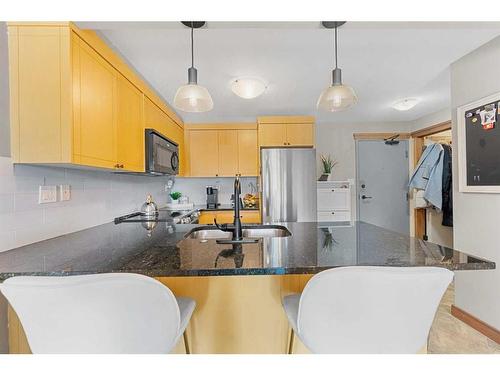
0, 273, 181, 353
297, 266, 453, 353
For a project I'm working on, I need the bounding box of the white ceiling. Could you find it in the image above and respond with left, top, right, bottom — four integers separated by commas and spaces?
78, 22, 500, 124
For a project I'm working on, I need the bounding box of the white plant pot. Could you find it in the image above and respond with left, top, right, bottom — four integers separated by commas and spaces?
171, 199, 179, 205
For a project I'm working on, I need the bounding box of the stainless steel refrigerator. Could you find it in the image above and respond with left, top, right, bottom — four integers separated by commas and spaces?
260, 148, 317, 223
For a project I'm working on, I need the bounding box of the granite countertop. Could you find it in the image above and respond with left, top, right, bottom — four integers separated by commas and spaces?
0, 220, 495, 281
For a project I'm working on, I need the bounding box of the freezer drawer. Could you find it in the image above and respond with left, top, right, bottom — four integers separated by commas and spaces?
317, 210, 351, 222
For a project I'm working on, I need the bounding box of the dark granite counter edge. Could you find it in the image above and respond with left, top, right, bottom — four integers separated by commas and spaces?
1, 260, 494, 282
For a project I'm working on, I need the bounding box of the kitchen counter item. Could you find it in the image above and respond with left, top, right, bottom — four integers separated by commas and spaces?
141, 194, 158, 216
165, 202, 195, 210
0, 221, 494, 281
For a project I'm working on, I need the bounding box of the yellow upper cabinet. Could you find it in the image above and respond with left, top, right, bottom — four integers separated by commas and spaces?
116, 74, 144, 172
217, 130, 239, 176
257, 116, 315, 147
73, 37, 117, 169
237, 129, 258, 176
8, 22, 183, 172
184, 124, 259, 177
188, 129, 219, 177
257, 123, 286, 147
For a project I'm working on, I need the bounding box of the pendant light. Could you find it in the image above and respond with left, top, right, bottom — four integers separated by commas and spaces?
317, 21, 357, 112
174, 21, 213, 112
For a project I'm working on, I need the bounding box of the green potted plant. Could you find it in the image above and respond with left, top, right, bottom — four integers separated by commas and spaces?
169, 191, 182, 204
319, 154, 338, 181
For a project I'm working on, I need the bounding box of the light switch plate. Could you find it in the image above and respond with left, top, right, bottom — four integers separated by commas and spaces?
38, 186, 57, 204
59, 184, 71, 201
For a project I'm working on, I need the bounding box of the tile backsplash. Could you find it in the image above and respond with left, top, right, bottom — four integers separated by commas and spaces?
0, 156, 170, 252
172, 177, 258, 206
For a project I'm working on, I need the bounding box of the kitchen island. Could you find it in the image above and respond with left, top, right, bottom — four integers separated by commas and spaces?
0, 220, 495, 353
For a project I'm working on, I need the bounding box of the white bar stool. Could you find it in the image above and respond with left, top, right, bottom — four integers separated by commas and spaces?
0, 273, 196, 354
282, 266, 453, 354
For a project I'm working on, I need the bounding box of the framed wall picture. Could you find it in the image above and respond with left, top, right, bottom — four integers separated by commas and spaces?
457, 92, 500, 193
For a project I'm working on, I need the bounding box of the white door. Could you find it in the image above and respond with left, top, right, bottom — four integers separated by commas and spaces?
356, 139, 410, 234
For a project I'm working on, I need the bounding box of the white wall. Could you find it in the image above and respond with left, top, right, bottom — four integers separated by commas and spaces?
315, 121, 411, 180
450, 35, 500, 330
410, 108, 451, 132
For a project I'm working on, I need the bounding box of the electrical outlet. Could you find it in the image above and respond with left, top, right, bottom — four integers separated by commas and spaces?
59, 184, 71, 201
38, 186, 57, 204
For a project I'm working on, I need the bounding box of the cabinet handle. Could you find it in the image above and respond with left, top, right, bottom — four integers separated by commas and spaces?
215, 174, 219, 177
331, 212, 335, 215
331, 189, 335, 192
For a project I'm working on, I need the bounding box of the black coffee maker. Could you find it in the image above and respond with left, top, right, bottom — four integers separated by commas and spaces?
206, 186, 219, 209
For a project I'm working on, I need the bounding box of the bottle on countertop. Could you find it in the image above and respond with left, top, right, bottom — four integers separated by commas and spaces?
141, 194, 158, 216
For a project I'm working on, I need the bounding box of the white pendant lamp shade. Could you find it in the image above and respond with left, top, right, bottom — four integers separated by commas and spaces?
231, 77, 267, 99
174, 22, 213, 113
317, 22, 357, 112
317, 72, 358, 112
174, 83, 213, 112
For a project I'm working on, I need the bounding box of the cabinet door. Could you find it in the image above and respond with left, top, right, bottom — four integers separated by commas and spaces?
286, 123, 314, 146
258, 123, 286, 146
198, 212, 217, 225
238, 129, 258, 176
317, 188, 350, 210
240, 211, 261, 224
218, 130, 239, 176
317, 210, 350, 222
116, 75, 144, 172
74, 41, 117, 168
189, 130, 219, 177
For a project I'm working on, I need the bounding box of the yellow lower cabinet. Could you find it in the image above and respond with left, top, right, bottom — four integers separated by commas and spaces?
198, 212, 217, 225
198, 210, 261, 225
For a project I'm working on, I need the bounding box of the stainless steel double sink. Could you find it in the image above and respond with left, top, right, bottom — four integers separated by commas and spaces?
184, 225, 291, 240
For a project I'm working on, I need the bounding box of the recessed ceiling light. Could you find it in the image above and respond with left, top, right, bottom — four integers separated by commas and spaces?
231, 77, 267, 99
392, 98, 420, 111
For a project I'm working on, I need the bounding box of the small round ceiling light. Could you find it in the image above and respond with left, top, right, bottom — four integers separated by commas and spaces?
392, 98, 420, 111
231, 77, 267, 99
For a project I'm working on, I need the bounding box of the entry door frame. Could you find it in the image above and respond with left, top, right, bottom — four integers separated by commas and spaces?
409, 121, 452, 239
353, 132, 410, 228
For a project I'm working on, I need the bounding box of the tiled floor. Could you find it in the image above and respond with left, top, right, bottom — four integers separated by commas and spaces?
428, 284, 500, 354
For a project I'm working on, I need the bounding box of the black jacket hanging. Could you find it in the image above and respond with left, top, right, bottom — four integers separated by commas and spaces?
441, 144, 453, 227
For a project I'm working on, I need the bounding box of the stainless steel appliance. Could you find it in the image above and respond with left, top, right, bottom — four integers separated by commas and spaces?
206, 186, 219, 209
261, 148, 317, 223
145, 129, 179, 175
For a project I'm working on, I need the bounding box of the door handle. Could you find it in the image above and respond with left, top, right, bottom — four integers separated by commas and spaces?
361, 195, 372, 200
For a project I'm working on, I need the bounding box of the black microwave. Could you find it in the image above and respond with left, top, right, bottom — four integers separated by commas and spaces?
145, 129, 179, 175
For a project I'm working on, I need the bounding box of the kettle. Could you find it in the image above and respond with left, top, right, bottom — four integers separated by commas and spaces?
141, 194, 158, 216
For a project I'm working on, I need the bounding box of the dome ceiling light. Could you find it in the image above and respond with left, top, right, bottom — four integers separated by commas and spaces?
173, 21, 214, 113
317, 21, 358, 112
392, 98, 420, 111
231, 77, 267, 99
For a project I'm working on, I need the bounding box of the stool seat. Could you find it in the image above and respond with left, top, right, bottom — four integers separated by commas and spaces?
0, 273, 196, 354
282, 266, 453, 354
